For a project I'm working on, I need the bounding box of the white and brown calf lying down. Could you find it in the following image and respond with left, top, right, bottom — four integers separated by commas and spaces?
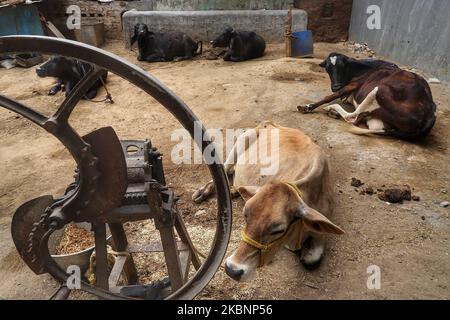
298, 53, 437, 139
193, 121, 344, 281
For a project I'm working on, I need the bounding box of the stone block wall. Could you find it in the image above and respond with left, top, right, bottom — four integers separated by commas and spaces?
39, 0, 352, 42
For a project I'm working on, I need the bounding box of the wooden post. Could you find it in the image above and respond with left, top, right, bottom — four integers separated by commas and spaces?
93, 223, 109, 292
285, 6, 293, 57
175, 211, 201, 270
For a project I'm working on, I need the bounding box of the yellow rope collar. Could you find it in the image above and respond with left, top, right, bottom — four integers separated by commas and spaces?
283, 181, 304, 200
241, 182, 305, 267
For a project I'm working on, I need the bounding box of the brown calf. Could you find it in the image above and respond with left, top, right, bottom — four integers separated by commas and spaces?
192, 121, 344, 281
298, 53, 437, 139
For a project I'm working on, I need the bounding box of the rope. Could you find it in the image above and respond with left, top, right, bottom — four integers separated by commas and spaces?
193, 246, 207, 259
192, 246, 226, 270
283, 181, 304, 200
86, 75, 114, 104
85, 245, 129, 285
284, 29, 294, 39
76, 61, 114, 104
240, 182, 305, 266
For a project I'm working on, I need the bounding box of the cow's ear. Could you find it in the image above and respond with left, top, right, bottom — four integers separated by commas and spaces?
344, 55, 353, 62
346, 57, 359, 65
319, 59, 327, 68
238, 186, 259, 201
296, 204, 344, 235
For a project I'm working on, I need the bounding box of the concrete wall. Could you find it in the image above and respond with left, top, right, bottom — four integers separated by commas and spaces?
349, 0, 450, 82
122, 9, 307, 44
39, 0, 352, 42
39, 1, 296, 40
150, 0, 293, 11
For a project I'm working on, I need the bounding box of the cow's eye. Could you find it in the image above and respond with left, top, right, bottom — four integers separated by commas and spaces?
269, 221, 287, 234
268, 222, 287, 236
270, 229, 285, 236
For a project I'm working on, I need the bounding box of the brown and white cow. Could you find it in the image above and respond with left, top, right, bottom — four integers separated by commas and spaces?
298, 53, 437, 139
192, 121, 344, 281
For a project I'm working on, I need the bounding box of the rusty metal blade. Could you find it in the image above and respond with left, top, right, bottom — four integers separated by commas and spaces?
11, 195, 54, 274
78, 127, 127, 221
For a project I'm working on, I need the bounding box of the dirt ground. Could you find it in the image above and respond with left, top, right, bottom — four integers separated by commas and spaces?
0, 41, 449, 300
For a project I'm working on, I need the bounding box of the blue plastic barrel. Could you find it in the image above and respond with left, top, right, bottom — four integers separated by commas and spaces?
291, 30, 314, 58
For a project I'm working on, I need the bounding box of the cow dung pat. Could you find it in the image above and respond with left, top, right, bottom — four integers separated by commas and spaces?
365, 187, 374, 195
378, 188, 409, 203
401, 188, 412, 201
351, 178, 364, 187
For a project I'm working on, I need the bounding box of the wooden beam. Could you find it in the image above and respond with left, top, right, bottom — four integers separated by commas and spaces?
45, 21, 66, 39
108, 255, 127, 289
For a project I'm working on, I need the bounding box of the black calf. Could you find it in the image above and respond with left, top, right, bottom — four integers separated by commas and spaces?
130, 23, 202, 62
318, 52, 398, 92
36, 56, 108, 100
211, 27, 266, 62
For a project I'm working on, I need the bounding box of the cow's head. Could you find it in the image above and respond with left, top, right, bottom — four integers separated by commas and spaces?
224, 181, 344, 282
211, 26, 236, 48
36, 56, 77, 79
131, 23, 150, 46
319, 53, 355, 92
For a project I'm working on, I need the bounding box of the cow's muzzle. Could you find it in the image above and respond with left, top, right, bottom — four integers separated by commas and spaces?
331, 84, 343, 92
224, 260, 244, 281
35, 67, 46, 78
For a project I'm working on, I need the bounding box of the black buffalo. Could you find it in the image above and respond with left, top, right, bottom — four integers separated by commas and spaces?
131, 23, 202, 62
211, 27, 266, 62
36, 56, 107, 100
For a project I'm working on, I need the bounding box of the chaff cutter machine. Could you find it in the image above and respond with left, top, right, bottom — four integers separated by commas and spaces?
0, 36, 232, 300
